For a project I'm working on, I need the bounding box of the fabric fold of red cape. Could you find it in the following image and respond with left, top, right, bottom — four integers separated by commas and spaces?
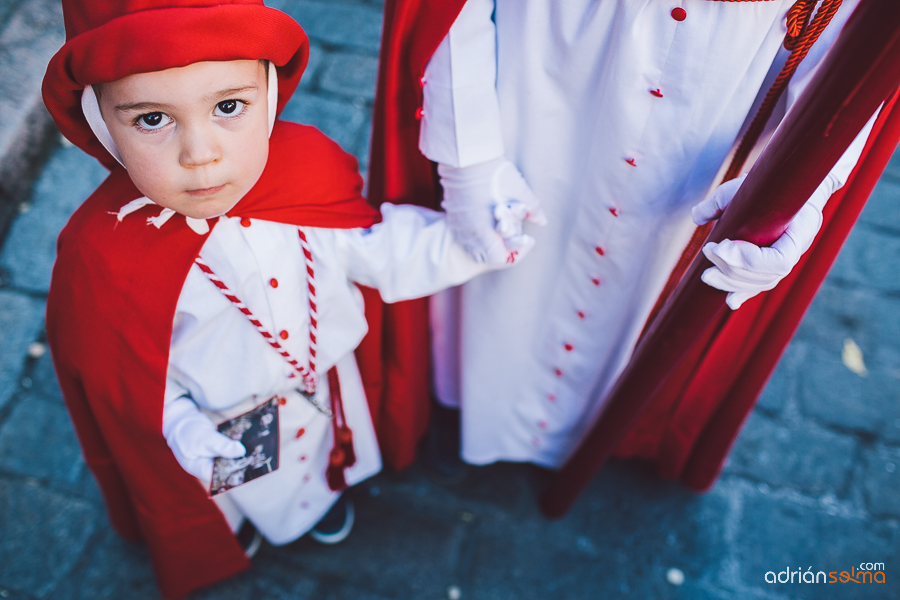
47, 121, 380, 600
368, 0, 900, 493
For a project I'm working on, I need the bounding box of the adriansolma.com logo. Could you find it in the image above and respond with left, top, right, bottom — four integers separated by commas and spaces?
765, 563, 886, 584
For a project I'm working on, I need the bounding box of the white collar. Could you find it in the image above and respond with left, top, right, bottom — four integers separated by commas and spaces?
113, 196, 211, 235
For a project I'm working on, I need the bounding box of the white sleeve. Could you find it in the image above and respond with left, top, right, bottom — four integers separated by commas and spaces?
335, 204, 493, 303
165, 376, 191, 406
782, 0, 875, 208
418, 0, 505, 167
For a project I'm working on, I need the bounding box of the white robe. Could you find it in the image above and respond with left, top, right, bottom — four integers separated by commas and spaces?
162, 204, 491, 544
421, 0, 870, 468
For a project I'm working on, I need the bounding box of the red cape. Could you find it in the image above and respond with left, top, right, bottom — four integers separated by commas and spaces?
369, 0, 900, 492
47, 121, 380, 600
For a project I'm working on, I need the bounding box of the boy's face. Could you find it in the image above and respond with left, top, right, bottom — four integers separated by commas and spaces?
99, 60, 270, 219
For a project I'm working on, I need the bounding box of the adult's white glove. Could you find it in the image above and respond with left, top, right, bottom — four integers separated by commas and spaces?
162, 396, 246, 482
438, 157, 547, 265
691, 174, 828, 310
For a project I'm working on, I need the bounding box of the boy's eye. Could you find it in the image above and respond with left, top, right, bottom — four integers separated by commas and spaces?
214, 100, 245, 118
137, 112, 171, 130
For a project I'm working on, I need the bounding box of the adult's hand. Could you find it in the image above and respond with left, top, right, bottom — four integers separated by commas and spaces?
692, 175, 826, 309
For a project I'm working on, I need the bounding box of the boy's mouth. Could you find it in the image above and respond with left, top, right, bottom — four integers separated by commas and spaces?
186, 184, 226, 197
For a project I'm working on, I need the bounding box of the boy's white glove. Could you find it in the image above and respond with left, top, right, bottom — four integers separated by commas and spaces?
438, 157, 547, 265
691, 174, 827, 310
162, 396, 246, 482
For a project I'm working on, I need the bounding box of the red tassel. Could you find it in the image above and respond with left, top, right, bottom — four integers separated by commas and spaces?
337, 425, 356, 467
326, 446, 348, 491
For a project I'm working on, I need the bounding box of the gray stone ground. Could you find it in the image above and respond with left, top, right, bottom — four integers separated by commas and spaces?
0, 1, 899, 599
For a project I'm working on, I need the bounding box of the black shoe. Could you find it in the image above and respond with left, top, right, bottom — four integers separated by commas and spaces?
310, 494, 355, 545
236, 520, 263, 559
426, 402, 469, 485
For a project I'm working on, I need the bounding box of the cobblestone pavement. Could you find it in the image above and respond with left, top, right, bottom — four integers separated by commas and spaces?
1, 1, 899, 599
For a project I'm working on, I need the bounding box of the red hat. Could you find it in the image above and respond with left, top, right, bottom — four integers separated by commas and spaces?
42, 0, 309, 169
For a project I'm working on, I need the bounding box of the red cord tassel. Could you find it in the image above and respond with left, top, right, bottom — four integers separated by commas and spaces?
326, 446, 348, 491
325, 366, 355, 491
337, 425, 356, 467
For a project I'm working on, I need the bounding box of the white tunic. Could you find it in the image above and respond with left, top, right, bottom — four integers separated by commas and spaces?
421, 0, 868, 468
162, 204, 490, 544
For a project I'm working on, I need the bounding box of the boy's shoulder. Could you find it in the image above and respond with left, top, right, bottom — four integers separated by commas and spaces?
267, 120, 361, 176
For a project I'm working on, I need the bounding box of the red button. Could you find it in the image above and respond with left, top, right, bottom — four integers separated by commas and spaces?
609, 207, 619, 217
650, 89, 664, 98
300, 455, 307, 462
295, 427, 305, 439
279, 330, 289, 340
415, 107, 425, 120
577, 311, 586, 320
538, 420, 548, 430
591, 277, 601, 287
625, 158, 637, 167
595, 246, 605, 256
671, 7, 687, 21
532, 437, 541, 447
270, 278, 279, 288
554, 368, 563, 377
548, 394, 556, 403
278, 397, 287, 406
240, 217, 252, 227
564, 343, 574, 352
303, 474, 310, 482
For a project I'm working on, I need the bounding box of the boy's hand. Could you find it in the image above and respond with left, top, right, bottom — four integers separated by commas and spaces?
691, 175, 826, 309
162, 397, 246, 482
439, 158, 546, 265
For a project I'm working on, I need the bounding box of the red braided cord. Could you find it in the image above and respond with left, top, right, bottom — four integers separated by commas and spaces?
721, 0, 844, 182
639, 0, 843, 338
194, 227, 319, 394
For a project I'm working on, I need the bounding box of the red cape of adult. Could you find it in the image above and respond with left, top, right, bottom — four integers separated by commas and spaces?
368, 0, 900, 493
47, 122, 381, 600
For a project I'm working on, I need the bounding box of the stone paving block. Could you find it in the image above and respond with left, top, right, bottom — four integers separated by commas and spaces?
273, 488, 463, 598
0, 1, 22, 30
0, 290, 45, 412
755, 342, 804, 415
797, 344, 899, 437
28, 350, 62, 404
724, 413, 856, 496
0, 392, 84, 493
796, 283, 900, 364
0, 479, 98, 599
0, 146, 108, 293
319, 52, 379, 101
858, 170, 900, 234
280, 92, 369, 161
297, 42, 326, 89
268, 0, 383, 53
192, 562, 318, 600
45, 528, 158, 600
861, 445, 900, 518
829, 223, 900, 295
0, 0, 65, 240
734, 490, 899, 599
458, 462, 731, 600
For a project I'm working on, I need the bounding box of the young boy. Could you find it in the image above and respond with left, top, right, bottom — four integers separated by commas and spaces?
41, 1, 534, 598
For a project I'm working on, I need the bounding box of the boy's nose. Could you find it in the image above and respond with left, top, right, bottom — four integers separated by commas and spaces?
179, 126, 222, 168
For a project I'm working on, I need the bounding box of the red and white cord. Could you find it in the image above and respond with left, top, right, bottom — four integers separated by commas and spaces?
194, 227, 319, 395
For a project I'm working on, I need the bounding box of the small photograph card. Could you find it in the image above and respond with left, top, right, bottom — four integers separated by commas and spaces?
210, 397, 280, 496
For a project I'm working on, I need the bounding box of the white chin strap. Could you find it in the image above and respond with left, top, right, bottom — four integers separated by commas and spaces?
81, 60, 279, 169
